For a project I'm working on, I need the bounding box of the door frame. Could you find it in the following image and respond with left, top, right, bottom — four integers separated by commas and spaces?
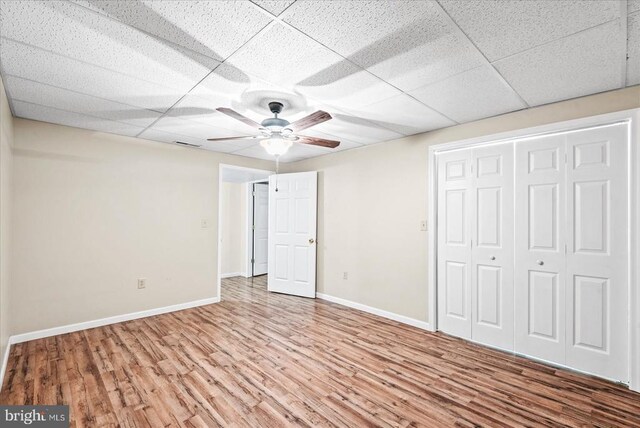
245, 180, 269, 278
217, 164, 273, 300
427, 108, 640, 392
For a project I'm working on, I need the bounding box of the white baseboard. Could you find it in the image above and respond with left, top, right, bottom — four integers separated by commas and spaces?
220, 272, 246, 279
0, 296, 220, 392
9, 296, 220, 345
316, 293, 432, 331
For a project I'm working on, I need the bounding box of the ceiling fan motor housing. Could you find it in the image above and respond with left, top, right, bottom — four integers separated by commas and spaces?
262, 101, 290, 131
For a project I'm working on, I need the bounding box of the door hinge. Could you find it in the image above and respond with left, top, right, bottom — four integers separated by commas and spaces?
564, 153, 568, 164
252, 225, 255, 230
564, 244, 567, 254
251, 258, 255, 263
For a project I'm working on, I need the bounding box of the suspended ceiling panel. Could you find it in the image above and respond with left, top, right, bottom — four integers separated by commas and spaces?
0, 0, 636, 163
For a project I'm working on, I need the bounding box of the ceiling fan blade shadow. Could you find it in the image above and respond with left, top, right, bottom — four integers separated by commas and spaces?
331, 112, 409, 134
297, 16, 437, 87
288, 111, 332, 132
78, 0, 249, 83
296, 135, 340, 148
207, 136, 263, 142
216, 108, 264, 130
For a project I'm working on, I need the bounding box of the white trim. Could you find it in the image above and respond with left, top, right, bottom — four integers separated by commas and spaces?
630, 109, 640, 393
317, 293, 431, 331
245, 180, 269, 278
427, 108, 640, 392
0, 340, 11, 391
10, 297, 219, 345
220, 272, 246, 279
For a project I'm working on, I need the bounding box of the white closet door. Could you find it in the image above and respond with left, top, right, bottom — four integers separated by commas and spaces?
515, 134, 567, 363
471, 144, 514, 350
565, 124, 628, 382
437, 150, 473, 339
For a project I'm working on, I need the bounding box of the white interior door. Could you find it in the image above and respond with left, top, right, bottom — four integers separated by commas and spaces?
252, 183, 269, 276
268, 172, 317, 298
437, 151, 473, 339
471, 143, 514, 351
515, 134, 567, 364
565, 124, 628, 382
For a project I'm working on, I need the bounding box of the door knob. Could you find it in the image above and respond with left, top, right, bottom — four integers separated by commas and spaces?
490, 256, 496, 260
537, 260, 544, 265
309, 238, 315, 244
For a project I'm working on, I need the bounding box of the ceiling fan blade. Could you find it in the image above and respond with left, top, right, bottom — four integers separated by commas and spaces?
207, 136, 262, 142
216, 107, 264, 130
296, 135, 340, 148
287, 110, 332, 132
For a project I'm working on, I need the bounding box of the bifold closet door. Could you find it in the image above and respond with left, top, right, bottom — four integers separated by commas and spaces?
514, 134, 567, 363
437, 150, 472, 339
565, 124, 628, 382
471, 144, 514, 351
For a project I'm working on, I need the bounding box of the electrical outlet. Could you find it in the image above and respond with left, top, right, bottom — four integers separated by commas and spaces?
137, 278, 146, 289
343, 272, 348, 280
420, 220, 428, 231
201, 219, 209, 229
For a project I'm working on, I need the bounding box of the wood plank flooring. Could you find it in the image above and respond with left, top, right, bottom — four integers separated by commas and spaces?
1, 276, 639, 427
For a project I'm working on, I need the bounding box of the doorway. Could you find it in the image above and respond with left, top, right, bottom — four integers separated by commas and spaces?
218, 165, 273, 298
249, 182, 269, 277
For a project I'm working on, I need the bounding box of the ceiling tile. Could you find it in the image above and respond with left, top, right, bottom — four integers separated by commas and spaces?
70, 0, 272, 61
627, 12, 640, 86
307, 113, 403, 145
494, 21, 625, 106
0, 1, 215, 92
284, 0, 486, 91
138, 128, 243, 153
346, 94, 455, 135
251, 1, 295, 16
0, 38, 184, 112
4, 75, 162, 128
148, 115, 253, 143
409, 65, 526, 123
439, 0, 621, 61
163, 94, 260, 135
12, 100, 144, 137
228, 22, 401, 109
226, 145, 278, 161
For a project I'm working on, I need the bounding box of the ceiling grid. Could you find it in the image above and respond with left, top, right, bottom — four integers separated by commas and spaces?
0, 0, 635, 162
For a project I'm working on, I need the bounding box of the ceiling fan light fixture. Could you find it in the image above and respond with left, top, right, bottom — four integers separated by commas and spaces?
260, 135, 292, 156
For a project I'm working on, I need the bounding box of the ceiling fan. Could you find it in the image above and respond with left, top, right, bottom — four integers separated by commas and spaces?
207, 102, 340, 157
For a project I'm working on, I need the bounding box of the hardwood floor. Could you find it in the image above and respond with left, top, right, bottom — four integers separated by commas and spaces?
1, 276, 639, 427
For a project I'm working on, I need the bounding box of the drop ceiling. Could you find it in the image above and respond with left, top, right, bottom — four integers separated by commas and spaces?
0, 0, 637, 162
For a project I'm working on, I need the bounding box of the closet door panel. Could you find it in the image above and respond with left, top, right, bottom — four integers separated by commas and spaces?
437, 151, 473, 339
515, 134, 567, 364
565, 124, 628, 382
471, 144, 514, 350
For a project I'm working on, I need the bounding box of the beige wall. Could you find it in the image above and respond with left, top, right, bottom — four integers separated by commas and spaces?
220, 182, 247, 276
11, 119, 273, 334
284, 86, 640, 323
0, 78, 13, 361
